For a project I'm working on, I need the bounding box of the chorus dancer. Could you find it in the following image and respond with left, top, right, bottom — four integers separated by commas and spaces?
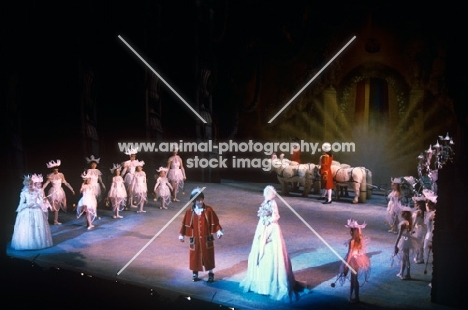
411, 196, 427, 264
84, 155, 106, 206
107, 163, 127, 219
130, 160, 148, 213
335, 219, 370, 303
76, 171, 98, 229
154, 167, 173, 209
167, 148, 186, 202
120, 147, 139, 210
386, 177, 403, 234
393, 206, 419, 280
10, 174, 53, 250
43, 159, 75, 225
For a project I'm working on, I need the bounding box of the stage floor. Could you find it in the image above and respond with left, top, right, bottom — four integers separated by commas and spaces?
4, 180, 456, 309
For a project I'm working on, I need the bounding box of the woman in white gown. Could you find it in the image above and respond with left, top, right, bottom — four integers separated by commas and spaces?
240, 185, 297, 302
11, 174, 53, 250
386, 177, 403, 233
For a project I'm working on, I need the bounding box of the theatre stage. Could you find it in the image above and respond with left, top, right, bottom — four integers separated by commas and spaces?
4, 180, 454, 309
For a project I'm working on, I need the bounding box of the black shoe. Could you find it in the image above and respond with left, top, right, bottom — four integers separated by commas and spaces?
207, 272, 214, 283
322, 200, 332, 204
192, 272, 200, 282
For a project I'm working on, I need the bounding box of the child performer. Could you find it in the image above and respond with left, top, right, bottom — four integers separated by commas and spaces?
154, 167, 173, 209
130, 160, 147, 213
107, 163, 127, 219
336, 219, 371, 303
393, 206, 418, 280
76, 171, 98, 229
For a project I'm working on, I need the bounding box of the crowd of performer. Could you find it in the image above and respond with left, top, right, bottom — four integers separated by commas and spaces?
8, 132, 454, 304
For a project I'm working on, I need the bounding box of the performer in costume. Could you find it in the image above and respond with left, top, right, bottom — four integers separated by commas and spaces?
411, 195, 427, 264
76, 171, 98, 229
423, 189, 437, 271
393, 206, 419, 280
84, 155, 106, 205
240, 185, 298, 302
386, 177, 403, 234
11, 174, 53, 250
121, 147, 139, 210
154, 167, 173, 210
43, 159, 75, 225
319, 143, 333, 204
335, 219, 370, 304
167, 148, 186, 202
107, 163, 127, 219
130, 160, 147, 213
179, 187, 223, 283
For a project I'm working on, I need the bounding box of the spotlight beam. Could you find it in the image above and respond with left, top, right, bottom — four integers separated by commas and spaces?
116, 187, 207, 276
268, 35, 356, 124
275, 192, 357, 275
117, 35, 207, 124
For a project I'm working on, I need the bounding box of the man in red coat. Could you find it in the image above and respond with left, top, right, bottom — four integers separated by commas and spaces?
179, 187, 223, 282
319, 143, 334, 204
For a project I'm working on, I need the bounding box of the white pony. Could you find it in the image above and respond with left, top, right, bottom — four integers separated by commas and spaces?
266, 155, 318, 196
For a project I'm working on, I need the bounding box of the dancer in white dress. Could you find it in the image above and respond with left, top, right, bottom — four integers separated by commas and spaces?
167, 149, 186, 202
386, 177, 403, 234
85, 155, 106, 205
411, 196, 427, 264
130, 160, 147, 213
107, 163, 126, 219
11, 174, 53, 250
121, 147, 139, 209
240, 185, 297, 302
43, 159, 75, 225
76, 171, 98, 229
393, 206, 419, 280
154, 167, 173, 209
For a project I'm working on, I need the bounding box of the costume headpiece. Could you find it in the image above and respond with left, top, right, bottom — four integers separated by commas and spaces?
433, 141, 441, 149
46, 159, 61, 168
391, 177, 402, 184
450, 139, 454, 145
124, 147, 138, 155
23, 174, 32, 186
412, 195, 426, 202
443, 132, 451, 141
31, 173, 43, 183
190, 187, 204, 200
110, 163, 122, 173
425, 145, 433, 153
422, 189, 437, 204
136, 160, 145, 167
86, 155, 100, 164
417, 153, 424, 160
322, 142, 331, 152
157, 166, 168, 172
263, 185, 277, 201
345, 219, 367, 229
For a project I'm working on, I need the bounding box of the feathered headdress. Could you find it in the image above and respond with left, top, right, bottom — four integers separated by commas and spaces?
124, 147, 138, 155
157, 166, 168, 172
110, 163, 122, 173
31, 173, 43, 183
190, 187, 204, 200
136, 160, 145, 167
433, 141, 441, 149
86, 155, 100, 164
425, 145, 433, 154
391, 177, 402, 184
46, 159, 61, 168
345, 219, 367, 229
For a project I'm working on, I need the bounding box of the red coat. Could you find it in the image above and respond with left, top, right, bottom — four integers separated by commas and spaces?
320, 153, 334, 190
180, 205, 222, 271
